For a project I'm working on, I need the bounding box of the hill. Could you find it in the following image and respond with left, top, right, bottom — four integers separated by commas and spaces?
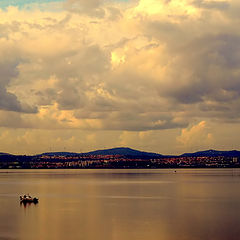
181, 149, 240, 157
0, 152, 11, 156
37, 152, 79, 157
37, 147, 162, 158
24, 148, 240, 158
84, 147, 162, 157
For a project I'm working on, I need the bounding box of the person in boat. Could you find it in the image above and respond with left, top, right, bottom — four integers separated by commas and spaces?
20, 194, 39, 204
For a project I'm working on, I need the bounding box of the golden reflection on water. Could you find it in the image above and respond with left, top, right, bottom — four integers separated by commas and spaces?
0, 169, 240, 240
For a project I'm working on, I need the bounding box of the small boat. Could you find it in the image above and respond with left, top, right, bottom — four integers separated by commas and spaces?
20, 194, 39, 204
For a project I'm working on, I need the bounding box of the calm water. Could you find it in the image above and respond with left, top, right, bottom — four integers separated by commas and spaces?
0, 169, 240, 240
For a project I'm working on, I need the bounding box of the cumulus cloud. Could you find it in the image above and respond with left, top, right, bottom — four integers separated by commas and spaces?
192, 0, 229, 10
64, 0, 105, 18
0, 0, 240, 153
177, 121, 214, 151
0, 58, 37, 113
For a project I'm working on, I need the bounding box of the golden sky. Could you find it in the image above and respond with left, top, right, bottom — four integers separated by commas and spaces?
0, 0, 240, 155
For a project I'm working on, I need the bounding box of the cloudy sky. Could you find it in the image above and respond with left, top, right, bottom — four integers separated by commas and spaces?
0, 0, 240, 155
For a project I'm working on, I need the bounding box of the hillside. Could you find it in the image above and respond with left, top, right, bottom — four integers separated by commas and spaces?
84, 147, 162, 157
181, 149, 240, 157
37, 148, 240, 158
0, 153, 11, 156
37, 152, 79, 157
38, 147, 162, 157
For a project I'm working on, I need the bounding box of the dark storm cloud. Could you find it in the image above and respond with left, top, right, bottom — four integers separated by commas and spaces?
43, 45, 110, 80
57, 88, 85, 110
0, 60, 37, 113
53, 45, 110, 110
25, 43, 110, 110
34, 89, 57, 106
99, 111, 187, 131
160, 33, 240, 105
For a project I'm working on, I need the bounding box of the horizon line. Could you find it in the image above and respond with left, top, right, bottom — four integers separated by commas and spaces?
1, 147, 240, 156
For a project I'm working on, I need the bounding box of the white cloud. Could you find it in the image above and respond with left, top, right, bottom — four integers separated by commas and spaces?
0, 0, 240, 153
177, 121, 214, 151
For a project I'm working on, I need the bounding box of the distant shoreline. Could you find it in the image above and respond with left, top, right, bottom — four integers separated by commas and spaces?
1, 148, 240, 169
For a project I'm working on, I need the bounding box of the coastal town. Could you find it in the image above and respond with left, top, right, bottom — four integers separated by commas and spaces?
0, 148, 240, 169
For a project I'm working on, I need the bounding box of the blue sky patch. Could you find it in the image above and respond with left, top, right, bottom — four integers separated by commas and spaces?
0, 0, 130, 9
0, 0, 64, 9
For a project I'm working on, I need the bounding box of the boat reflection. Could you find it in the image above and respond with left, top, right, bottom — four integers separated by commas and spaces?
20, 201, 38, 208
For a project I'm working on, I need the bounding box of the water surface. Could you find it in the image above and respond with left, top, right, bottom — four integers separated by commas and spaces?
0, 169, 240, 240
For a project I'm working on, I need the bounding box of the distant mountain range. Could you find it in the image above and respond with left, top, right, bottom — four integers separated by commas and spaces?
180, 149, 240, 157
85, 147, 162, 157
37, 147, 240, 158
38, 147, 163, 157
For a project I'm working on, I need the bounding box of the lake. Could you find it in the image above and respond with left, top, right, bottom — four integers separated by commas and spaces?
0, 169, 240, 240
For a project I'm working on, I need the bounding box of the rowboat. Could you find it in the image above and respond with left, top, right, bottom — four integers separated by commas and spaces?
20, 194, 39, 204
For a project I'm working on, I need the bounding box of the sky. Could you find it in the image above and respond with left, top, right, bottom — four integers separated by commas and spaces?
0, 0, 63, 8
0, 0, 240, 155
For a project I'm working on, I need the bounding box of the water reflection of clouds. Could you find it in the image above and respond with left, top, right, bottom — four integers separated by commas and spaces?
0, 169, 240, 240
